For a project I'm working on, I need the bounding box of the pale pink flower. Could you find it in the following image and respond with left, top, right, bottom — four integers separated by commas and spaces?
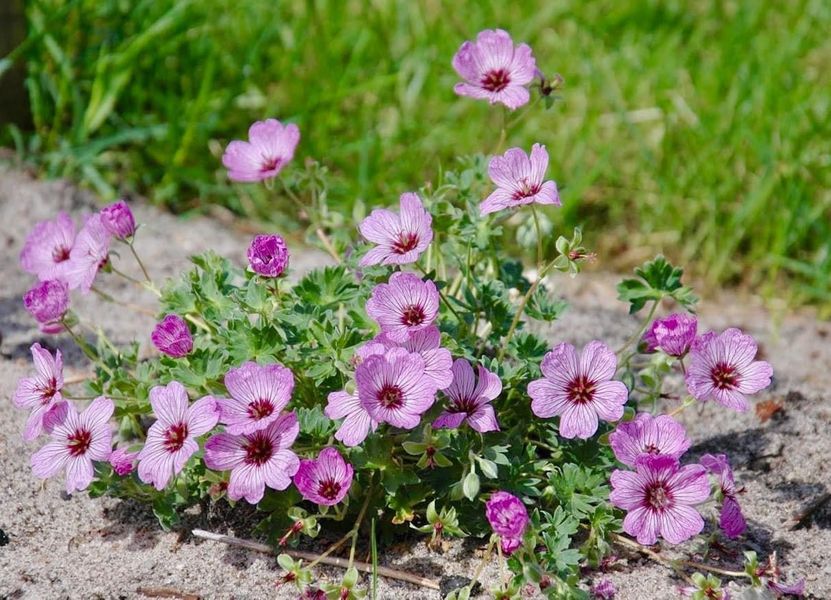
610, 455, 710, 545
452, 29, 537, 110
19, 212, 76, 281
293, 447, 354, 506
685, 328, 773, 412
217, 362, 294, 435
700, 454, 746, 538
374, 325, 453, 389
204, 412, 300, 504
222, 119, 300, 182
62, 213, 112, 292
609, 412, 691, 468
137, 382, 219, 490
528, 341, 628, 439
13, 343, 64, 441
30, 397, 114, 493
365, 272, 440, 343
480, 144, 560, 215
325, 390, 378, 447
433, 359, 501, 433
358, 192, 433, 267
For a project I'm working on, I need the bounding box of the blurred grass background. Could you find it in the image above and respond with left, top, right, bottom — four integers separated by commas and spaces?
2, 0, 830, 304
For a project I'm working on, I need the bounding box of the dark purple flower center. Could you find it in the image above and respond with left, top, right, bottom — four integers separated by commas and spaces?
52, 245, 71, 263
481, 68, 511, 92
646, 483, 673, 510
67, 428, 92, 457
243, 433, 274, 466
317, 478, 342, 500
711, 362, 738, 390
566, 375, 596, 405
377, 384, 404, 409
164, 422, 189, 452
512, 178, 542, 200
247, 398, 275, 421
392, 232, 419, 254
260, 156, 282, 173
39, 378, 58, 404
449, 396, 477, 415
401, 304, 426, 327
643, 443, 660, 455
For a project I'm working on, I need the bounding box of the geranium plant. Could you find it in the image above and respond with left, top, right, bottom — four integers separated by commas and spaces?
13, 27, 805, 600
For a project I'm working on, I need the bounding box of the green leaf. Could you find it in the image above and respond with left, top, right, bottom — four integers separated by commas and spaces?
616, 255, 698, 314
462, 470, 480, 501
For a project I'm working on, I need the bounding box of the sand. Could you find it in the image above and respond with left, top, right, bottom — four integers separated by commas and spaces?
0, 168, 827, 599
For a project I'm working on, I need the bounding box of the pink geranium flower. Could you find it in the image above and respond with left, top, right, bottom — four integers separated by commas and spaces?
62, 213, 112, 292
358, 192, 433, 267
222, 119, 300, 182
151, 314, 193, 358
13, 343, 65, 441
700, 454, 746, 538
19, 212, 76, 282
204, 412, 300, 504
480, 144, 560, 216
609, 413, 691, 468
23, 279, 69, 334
485, 491, 529, 555
30, 397, 114, 493
452, 29, 537, 110
528, 341, 628, 439
356, 348, 437, 429
643, 313, 697, 357
137, 382, 219, 490
433, 359, 501, 433
685, 328, 773, 412
247, 234, 289, 277
293, 447, 354, 506
325, 390, 378, 447
366, 272, 440, 343
100, 200, 136, 240
374, 325, 453, 389
610, 455, 710, 545
217, 362, 294, 435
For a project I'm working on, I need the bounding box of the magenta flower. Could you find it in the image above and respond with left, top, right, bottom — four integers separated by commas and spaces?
528, 341, 628, 439
590, 580, 617, 600
325, 390, 378, 447
100, 200, 137, 239
433, 359, 501, 433
137, 382, 219, 490
485, 491, 529, 555
356, 349, 437, 429
204, 412, 300, 504
216, 362, 294, 435
643, 313, 697, 357
13, 343, 64, 441
30, 397, 114, 494
151, 314, 194, 358
700, 454, 746, 538
374, 325, 453, 389
293, 447, 354, 506
62, 214, 111, 292
222, 118, 300, 182
247, 234, 289, 277
685, 328, 773, 412
358, 192, 433, 267
23, 279, 69, 334
452, 29, 537, 110
768, 579, 805, 597
610, 455, 710, 545
365, 272, 440, 343
19, 212, 76, 281
609, 412, 691, 468
109, 448, 139, 476
480, 144, 560, 216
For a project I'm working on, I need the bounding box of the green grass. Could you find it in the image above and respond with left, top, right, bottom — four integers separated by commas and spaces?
3, 0, 831, 304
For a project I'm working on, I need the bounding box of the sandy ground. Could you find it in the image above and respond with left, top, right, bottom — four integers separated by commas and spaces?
0, 168, 828, 599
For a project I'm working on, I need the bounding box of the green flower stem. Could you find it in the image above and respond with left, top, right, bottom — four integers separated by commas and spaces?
497, 260, 555, 362
616, 299, 659, 358
279, 178, 341, 263
414, 263, 464, 323
91, 286, 156, 317
668, 396, 697, 418
127, 239, 152, 283
612, 533, 694, 586
467, 536, 496, 593
61, 319, 114, 378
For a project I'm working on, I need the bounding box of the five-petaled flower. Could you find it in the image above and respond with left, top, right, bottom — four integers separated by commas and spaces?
204, 412, 300, 504
528, 341, 628, 439
62, 213, 112, 293
217, 361, 295, 435
137, 382, 219, 490
609, 412, 691, 468
358, 192, 433, 267
485, 491, 529, 555
293, 447, 354, 506
700, 453, 746, 538
480, 144, 561, 216
610, 455, 710, 545
31, 397, 114, 494
685, 328, 773, 412
452, 29, 537, 110
14, 343, 65, 441
366, 272, 440, 343
433, 358, 501, 433
222, 118, 300, 182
